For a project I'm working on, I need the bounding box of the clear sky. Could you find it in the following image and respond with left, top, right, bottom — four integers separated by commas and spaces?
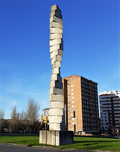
0, 0, 120, 119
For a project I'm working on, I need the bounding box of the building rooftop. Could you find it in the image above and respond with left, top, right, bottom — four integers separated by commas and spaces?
64, 75, 97, 84
99, 90, 120, 96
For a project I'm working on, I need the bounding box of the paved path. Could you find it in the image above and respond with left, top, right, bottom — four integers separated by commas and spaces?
0, 143, 81, 152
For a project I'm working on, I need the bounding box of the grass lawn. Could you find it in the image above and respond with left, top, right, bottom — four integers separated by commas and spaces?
61, 136, 120, 151
0, 135, 120, 151
0, 135, 42, 146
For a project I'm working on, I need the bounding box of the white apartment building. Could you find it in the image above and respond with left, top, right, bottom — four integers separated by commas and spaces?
99, 90, 120, 135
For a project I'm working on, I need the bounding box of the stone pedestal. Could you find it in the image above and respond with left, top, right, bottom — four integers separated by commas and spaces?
39, 130, 73, 146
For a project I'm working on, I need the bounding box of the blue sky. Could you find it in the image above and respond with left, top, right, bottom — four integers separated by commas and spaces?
0, 0, 120, 119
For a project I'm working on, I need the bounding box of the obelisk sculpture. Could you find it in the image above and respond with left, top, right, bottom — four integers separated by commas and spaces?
49, 4, 64, 131
39, 5, 73, 146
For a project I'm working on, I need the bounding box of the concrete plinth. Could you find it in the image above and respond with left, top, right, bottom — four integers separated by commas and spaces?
39, 130, 73, 146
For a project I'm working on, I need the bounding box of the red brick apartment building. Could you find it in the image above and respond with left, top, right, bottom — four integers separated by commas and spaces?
99, 90, 120, 135
62, 75, 99, 134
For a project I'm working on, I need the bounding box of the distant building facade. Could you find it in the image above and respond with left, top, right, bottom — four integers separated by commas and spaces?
41, 115, 43, 124
42, 108, 49, 117
41, 108, 49, 124
99, 90, 120, 135
62, 75, 99, 134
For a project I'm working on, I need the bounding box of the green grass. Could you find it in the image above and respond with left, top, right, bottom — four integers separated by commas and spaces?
0, 135, 120, 151
61, 136, 120, 151
0, 135, 42, 146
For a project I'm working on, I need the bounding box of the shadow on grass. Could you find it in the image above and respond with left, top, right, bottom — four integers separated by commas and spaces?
0, 134, 39, 137
74, 139, 119, 144
74, 135, 114, 139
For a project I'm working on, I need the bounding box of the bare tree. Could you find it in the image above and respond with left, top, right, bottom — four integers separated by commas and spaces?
20, 111, 26, 120
0, 109, 4, 132
26, 98, 40, 125
19, 110, 29, 132
9, 106, 20, 132
9, 99, 40, 133
0, 110, 4, 119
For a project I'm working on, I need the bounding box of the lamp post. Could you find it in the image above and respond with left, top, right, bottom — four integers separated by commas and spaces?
43, 116, 47, 146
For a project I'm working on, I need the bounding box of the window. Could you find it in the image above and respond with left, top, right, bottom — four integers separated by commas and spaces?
71, 89, 73, 91
71, 93, 73, 95
71, 81, 73, 83
71, 97, 74, 99
71, 85, 73, 87
71, 101, 74, 103
71, 105, 74, 107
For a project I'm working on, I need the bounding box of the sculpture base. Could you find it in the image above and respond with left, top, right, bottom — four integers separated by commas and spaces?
39, 130, 73, 146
